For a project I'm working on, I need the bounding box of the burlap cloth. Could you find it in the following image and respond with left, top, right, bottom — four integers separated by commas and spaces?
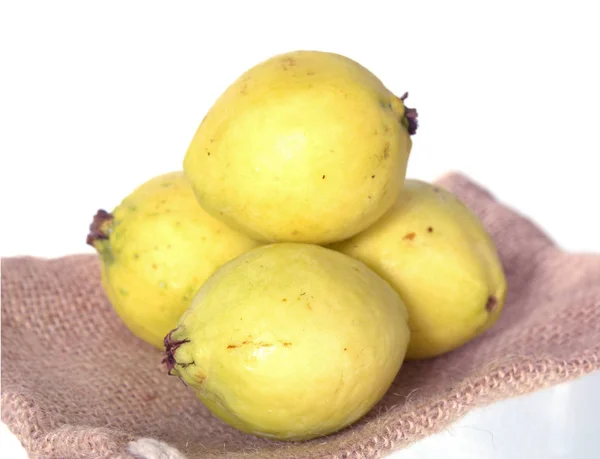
2, 173, 599, 459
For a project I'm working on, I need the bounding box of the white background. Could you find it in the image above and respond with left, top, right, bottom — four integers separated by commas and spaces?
1, 1, 599, 458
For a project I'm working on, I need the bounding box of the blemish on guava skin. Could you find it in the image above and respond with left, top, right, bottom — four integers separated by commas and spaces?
282, 342, 292, 347
281, 57, 296, 70
486, 296, 498, 313
344, 348, 347, 351
427, 227, 434, 233
371, 175, 375, 179
306, 71, 315, 76
403, 232, 416, 241
133, 253, 140, 260
383, 142, 390, 159
322, 175, 326, 179
282, 298, 287, 302
152, 263, 158, 270
227, 341, 273, 350
119, 288, 128, 296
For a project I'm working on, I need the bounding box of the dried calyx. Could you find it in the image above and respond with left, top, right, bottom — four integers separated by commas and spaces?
162, 329, 189, 376
86, 209, 114, 247
400, 92, 419, 136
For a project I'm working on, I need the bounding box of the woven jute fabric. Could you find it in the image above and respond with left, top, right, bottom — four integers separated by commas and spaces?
2, 173, 599, 459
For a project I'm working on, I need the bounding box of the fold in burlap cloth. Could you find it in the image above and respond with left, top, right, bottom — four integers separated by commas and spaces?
2, 173, 599, 459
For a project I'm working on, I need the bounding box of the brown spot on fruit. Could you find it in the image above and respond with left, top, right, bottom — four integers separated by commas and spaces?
306, 303, 312, 310
383, 143, 390, 159
195, 372, 206, 384
322, 175, 326, 179
344, 348, 347, 351
306, 71, 315, 76
282, 298, 287, 302
292, 230, 299, 236
486, 296, 498, 313
152, 264, 158, 270
427, 227, 434, 233
227, 344, 238, 349
282, 57, 297, 70
403, 232, 416, 241
282, 342, 292, 347
371, 175, 375, 179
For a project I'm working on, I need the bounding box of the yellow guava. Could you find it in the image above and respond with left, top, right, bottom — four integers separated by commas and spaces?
163, 243, 410, 440
87, 171, 260, 349
183, 50, 418, 244
330, 179, 507, 359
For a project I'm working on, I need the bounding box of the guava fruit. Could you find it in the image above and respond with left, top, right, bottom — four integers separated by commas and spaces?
330, 179, 507, 359
183, 50, 418, 244
163, 243, 410, 440
86, 171, 260, 349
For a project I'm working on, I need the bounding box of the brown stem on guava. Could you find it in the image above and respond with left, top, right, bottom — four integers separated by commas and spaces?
162, 328, 190, 377
405, 108, 418, 136
86, 209, 114, 247
399, 92, 419, 136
